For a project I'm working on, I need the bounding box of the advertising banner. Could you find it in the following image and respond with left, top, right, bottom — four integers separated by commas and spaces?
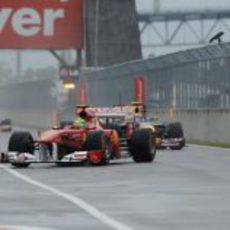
0, 0, 83, 49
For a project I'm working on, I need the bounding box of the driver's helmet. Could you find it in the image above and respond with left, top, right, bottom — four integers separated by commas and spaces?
79, 110, 88, 119
77, 108, 95, 120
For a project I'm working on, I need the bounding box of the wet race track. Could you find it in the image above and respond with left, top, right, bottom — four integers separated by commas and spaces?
1, 128, 230, 230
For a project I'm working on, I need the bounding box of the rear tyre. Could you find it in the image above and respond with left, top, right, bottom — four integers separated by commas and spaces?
130, 129, 156, 163
8, 131, 34, 168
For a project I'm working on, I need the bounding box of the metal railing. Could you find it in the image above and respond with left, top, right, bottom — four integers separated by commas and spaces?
81, 43, 230, 111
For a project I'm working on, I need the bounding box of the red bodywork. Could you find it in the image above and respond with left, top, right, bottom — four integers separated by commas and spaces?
37, 114, 120, 160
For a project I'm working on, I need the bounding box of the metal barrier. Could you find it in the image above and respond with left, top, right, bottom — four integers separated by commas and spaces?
80, 43, 230, 111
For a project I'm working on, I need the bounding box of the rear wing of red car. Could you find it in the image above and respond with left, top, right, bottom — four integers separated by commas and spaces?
92, 106, 133, 118
92, 101, 146, 117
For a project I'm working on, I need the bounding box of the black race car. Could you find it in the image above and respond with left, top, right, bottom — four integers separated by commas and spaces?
139, 119, 185, 150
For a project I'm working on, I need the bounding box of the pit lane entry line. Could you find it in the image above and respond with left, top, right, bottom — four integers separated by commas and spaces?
0, 164, 133, 230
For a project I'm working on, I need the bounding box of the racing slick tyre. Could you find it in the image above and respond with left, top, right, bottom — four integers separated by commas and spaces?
130, 129, 156, 163
166, 122, 185, 150
85, 131, 112, 166
8, 131, 34, 168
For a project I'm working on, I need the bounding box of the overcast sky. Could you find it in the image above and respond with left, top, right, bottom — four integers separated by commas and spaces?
136, 0, 230, 12
136, 0, 230, 57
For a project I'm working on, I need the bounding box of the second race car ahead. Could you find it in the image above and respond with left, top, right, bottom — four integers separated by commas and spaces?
139, 119, 186, 150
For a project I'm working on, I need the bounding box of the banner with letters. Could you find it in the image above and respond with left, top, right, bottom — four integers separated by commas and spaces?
0, 0, 83, 49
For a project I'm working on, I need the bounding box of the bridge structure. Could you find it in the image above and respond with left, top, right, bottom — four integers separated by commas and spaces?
138, 10, 230, 53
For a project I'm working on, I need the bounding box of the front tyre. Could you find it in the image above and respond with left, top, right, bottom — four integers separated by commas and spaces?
130, 129, 156, 163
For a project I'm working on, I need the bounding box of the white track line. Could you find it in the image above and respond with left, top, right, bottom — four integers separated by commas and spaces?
0, 164, 133, 230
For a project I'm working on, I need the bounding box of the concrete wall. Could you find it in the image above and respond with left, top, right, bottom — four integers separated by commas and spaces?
169, 109, 230, 144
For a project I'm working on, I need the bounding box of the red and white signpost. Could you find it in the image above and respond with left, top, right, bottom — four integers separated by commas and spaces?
134, 76, 146, 103
77, 84, 88, 105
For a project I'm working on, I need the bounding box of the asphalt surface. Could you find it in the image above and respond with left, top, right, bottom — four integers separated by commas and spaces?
1, 128, 230, 230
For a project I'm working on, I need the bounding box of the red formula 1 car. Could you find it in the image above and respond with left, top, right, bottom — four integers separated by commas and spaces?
7, 106, 156, 168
